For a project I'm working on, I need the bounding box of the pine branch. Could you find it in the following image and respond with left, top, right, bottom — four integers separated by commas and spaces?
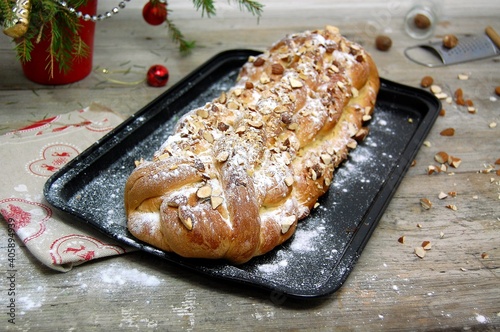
192, 0, 217, 17
165, 16, 196, 54
231, 0, 264, 17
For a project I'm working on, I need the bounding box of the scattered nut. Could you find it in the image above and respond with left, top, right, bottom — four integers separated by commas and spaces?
420, 76, 434, 88
414, 13, 431, 29
440, 128, 455, 136
448, 191, 457, 197
495, 86, 500, 96
455, 88, 465, 105
375, 35, 392, 51
414, 246, 426, 258
398, 235, 406, 244
439, 109, 446, 116
434, 151, 449, 164
426, 165, 440, 175
420, 198, 432, 210
438, 192, 448, 199
422, 241, 432, 250
443, 34, 459, 49
458, 74, 469, 80
430, 85, 442, 94
446, 204, 458, 211
481, 252, 489, 259
423, 140, 432, 147
449, 156, 462, 168
489, 122, 497, 128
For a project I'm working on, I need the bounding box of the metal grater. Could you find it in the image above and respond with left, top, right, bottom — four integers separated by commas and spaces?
405, 26, 500, 67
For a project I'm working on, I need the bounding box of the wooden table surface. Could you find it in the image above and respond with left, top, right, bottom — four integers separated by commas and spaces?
1, 1, 499, 330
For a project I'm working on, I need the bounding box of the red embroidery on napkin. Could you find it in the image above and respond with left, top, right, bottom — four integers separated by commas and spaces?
50, 235, 127, 264
27, 143, 80, 177
8, 116, 60, 136
0, 198, 51, 242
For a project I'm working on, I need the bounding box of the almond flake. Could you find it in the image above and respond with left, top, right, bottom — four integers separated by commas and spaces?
284, 176, 294, 187
440, 231, 444, 239
434, 151, 449, 164
211, 196, 224, 209
197, 185, 212, 199
449, 156, 462, 168
458, 74, 469, 80
281, 216, 295, 234
260, 72, 270, 84
289, 77, 303, 88
426, 165, 440, 175
218, 92, 227, 104
430, 85, 442, 94
320, 154, 332, 165
203, 131, 214, 143
351, 87, 359, 97
235, 126, 246, 134
422, 241, 432, 250
481, 252, 489, 259
248, 120, 263, 128
420, 198, 432, 210
196, 109, 209, 119
423, 140, 432, 147
438, 192, 448, 199
446, 204, 458, 211
435, 93, 449, 100
180, 216, 193, 231
489, 122, 497, 128
468, 106, 477, 114
216, 151, 229, 162
398, 235, 405, 244
414, 247, 426, 258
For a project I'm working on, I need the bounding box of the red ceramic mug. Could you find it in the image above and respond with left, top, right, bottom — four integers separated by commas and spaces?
21, 0, 98, 85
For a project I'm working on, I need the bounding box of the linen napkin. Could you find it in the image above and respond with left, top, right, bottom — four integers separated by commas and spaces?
0, 103, 135, 272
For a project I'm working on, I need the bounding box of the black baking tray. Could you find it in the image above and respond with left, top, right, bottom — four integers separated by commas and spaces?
44, 49, 441, 299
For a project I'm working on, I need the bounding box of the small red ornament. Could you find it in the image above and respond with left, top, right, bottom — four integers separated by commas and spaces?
147, 64, 169, 87
142, 1, 167, 26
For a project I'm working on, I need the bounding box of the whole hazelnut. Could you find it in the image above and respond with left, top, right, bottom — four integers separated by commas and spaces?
414, 13, 431, 29
495, 86, 500, 96
420, 76, 434, 88
375, 35, 392, 51
443, 34, 459, 49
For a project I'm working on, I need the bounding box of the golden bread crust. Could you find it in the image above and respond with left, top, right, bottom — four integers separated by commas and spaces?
124, 26, 380, 264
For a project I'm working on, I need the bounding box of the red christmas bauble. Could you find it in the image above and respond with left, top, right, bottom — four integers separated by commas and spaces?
142, 1, 167, 26
147, 65, 169, 87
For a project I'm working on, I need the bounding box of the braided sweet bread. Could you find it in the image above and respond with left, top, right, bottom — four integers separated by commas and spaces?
125, 26, 379, 264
